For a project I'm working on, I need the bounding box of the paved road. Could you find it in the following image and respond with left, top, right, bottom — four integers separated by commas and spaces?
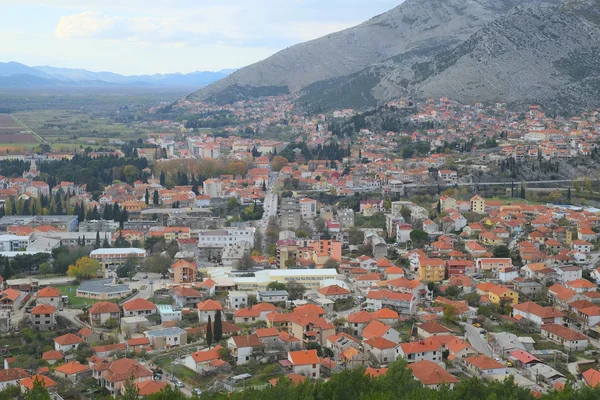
464, 324, 493, 357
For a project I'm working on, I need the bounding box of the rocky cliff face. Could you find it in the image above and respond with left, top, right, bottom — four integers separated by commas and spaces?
190, 0, 600, 111
190, 0, 553, 104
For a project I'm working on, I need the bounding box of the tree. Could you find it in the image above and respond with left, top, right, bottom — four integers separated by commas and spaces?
144, 254, 172, 277
214, 310, 223, 342
323, 259, 339, 270
153, 190, 159, 205
67, 256, 100, 280
409, 230, 429, 248
286, 280, 306, 300
145, 188, 150, 205
123, 165, 140, 183
122, 377, 140, 400
239, 252, 254, 271
38, 262, 51, 277
520, 184, 526, 199
272, 155, 289, 172
22, 376, 51, 400
567, 187, 572, 203
206, 315, 213, 349
266, 281, 286, 291
493, 245, 510, 258
159, 171, 166, 187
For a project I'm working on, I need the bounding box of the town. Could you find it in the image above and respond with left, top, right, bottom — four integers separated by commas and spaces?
0, 96, 599, 400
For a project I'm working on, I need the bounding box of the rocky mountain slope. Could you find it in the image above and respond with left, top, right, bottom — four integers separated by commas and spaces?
300, 0, 600, 111
190, 0, 559, 105
189, 0, 600, 112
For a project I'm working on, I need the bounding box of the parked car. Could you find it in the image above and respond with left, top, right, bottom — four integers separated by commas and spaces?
192, 388, 202, 395
175, 381, 184, 388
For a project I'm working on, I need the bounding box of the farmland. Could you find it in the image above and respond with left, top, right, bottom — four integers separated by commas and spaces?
0, 114, 39, 149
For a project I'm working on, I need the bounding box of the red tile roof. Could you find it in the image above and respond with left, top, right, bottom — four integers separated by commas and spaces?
407, 361, 458, 385
122, 298, 157, 311
54, 333, 85, 346
289, 349, 319, 365
89, 301, 120, 314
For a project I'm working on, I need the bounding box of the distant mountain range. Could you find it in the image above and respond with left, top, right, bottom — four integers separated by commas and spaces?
189, 0, 600, 111
0, 61, 235, 88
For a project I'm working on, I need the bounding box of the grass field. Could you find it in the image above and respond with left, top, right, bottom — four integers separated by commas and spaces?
56, 284, 121, 307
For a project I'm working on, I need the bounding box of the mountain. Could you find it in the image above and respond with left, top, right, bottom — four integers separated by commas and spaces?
0, 62, 52, 79
189, 0, 600, 111
300, 0, 600, 111
0, 62, 235, 88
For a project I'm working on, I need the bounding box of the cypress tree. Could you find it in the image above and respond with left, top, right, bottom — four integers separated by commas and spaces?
214, 310, 223, 342
145, 188, 149, 205
153, 190, 159, 205
95, 231, 101, 249
206, 315, 213, 349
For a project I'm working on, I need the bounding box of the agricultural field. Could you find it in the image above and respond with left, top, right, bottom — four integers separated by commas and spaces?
0, 114, 40, 150
11, 109, 149, 151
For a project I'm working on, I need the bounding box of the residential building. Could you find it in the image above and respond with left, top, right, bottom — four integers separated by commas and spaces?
227, 334, 264, 365
122, 298, 157, 317
288, 349, 320, 379
541, 324, 589, 351
407, 361, 459, 389
145, 327, 187, 350
29, 304, 55, 331
227, 291, 248, 310
35, 286, 63, 310
197, 299, 223, 324
54, 333, 85, 352
89, 302, 121, 327
91, 358, 152, 397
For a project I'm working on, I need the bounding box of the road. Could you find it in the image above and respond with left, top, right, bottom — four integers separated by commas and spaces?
125, 272, 168, 301
464, 324, 493, 357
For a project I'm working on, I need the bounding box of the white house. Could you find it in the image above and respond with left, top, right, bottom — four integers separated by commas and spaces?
541, 324, 589, 351
227, 291, 248, 310
396, 342, 441, 363
54, 333, 85, 352
512, 302, 564, 326
184, 345, 223, 373
227, 334, 263, 365
197, 299, 223, 324
463, 355, 507, 376
288, 349, 320, 379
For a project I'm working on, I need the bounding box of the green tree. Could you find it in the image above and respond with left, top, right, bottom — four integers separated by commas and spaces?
493, 245, 510, 258
206, 315, 213, 348
286, 280, 306, 300
38, 262, 51, 277
266, 281, 286, 291
145, 188, 150, 205
409, 229, 428, 248
153, 190, 159, 205
122, 377, 140, 400
214, 310, 223, 342
23, 376, 51, 400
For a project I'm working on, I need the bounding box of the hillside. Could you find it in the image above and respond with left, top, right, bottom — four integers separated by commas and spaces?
189, 0, 558, 105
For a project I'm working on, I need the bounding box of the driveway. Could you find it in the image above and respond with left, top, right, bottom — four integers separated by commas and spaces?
464, 324, 493, 357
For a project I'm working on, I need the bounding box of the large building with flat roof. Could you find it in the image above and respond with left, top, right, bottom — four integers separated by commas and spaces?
76, 278, 132, 300
0, 215, 78, 232
90, 248, 146, 276
234, 268, 338, 291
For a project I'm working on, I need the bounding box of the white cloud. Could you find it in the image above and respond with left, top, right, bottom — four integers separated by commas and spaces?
55, 11, 121, 39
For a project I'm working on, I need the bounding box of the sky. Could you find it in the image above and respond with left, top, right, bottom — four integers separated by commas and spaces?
0, 0, 402, 75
